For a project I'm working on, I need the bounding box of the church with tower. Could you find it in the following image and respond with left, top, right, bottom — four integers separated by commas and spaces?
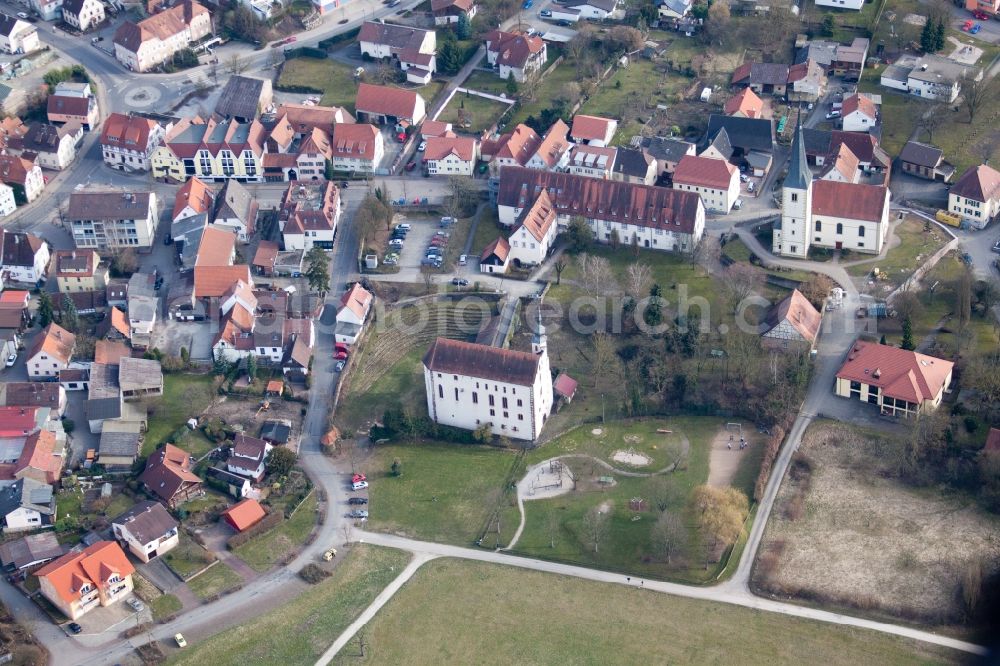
772, 121, 892, 259
422, 311, 554, 442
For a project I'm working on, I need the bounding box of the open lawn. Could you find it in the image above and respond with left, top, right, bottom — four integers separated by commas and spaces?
232, 492, 318, 573
167, 545, 409, 666
721, 238, 818, 284
162, 533, 217, 581
337, 558, 963, 666
507, 62, 578, 127
277, 57, 358, 110
470, 205, 502, 260
150, 594, 182, 622
144, 374, 217, 456
336, 348, 425, 433
509, 417, 754, 583
463, 71, 512, 97
365, 443, 520, 545
186, 561, 242, 601
754, 420, 1000, 629
858, 76, 917, 159
845, 215, 950, 288
438, 92, 511, 134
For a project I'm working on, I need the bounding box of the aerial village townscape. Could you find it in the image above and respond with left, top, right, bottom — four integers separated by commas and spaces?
0, 0, 997, 661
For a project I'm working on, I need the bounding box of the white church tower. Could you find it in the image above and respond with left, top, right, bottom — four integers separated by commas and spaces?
531, 307, 553, 427
773, 118, 813, 259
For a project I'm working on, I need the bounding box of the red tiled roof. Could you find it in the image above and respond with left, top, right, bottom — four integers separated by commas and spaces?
950, 164, 1000, 204
553, 373, 578, 399
0, 154, 37, 186
139, 443, 202, 503
532, 119, 570, 168
113, 0, 208, 51
842, 93, 877, 120
730, 62, 752, 84
172, 177, 214, 220
763, 289, 821, 344
194, 227, 237, 267
339, 283, 372, 320
421, 119, 452, 138
275, 103, 353, 135
673, 155, 737, 190
424, 135, 476, 162
483, 124, 540, 165
823, 142, 860, 182
47, 95, 91, 119
0, 406, 39, 437
252, 240, 279, 268
811, 180, 888, 223
481, 236, 510, 263
355, 83, 424, 121
94, 339, 130, 365
432, 0, 473, 11
836, 341, 954, 405
15, 430, 61, 484
331, 123, 380, 161
723, 87, 763, 118
423, 337, 540, 386
515, 189, 556, 243
27, 324, 75, 366
35, 541, 134, 605
570, 115, 616, 143
221, 498, 266, 532
194, 265, 252, 298
0, 290, 29, 306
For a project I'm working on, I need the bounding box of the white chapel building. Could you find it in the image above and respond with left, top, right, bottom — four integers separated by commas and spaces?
422, 314, 553, 441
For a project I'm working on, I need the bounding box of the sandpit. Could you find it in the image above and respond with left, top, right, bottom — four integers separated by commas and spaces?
612, 449, 651, 466
591, 428, 604, 435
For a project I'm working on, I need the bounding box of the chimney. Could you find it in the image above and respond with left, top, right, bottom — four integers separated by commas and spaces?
872, 367, 881, 379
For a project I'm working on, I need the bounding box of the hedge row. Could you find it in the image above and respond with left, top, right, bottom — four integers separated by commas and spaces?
226, 511, 284, 549
283, 46, 327, 60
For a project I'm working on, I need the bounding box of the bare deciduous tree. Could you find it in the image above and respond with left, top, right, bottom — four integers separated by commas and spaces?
625, 263, 652, 302
227, 53, 248, 75
577, 254, 618, 297
722, 263, 764, 313
650, 511, 686, 565
553, 257, 567, 285
591, 331, 618, 389
963, 75, 998, 123
582, 505, 610, 553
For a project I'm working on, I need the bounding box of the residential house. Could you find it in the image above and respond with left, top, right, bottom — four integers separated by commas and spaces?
567, 144, 617, 179
1, 231, 49, 284
214, 76, 273, 123
0, 478, 55, 532
611, 147, 656, 185
639, 136, 695, 178
354, 83, 427, 125
152, 116, 267, 183
547, 5, 582, 21
139, 443, 203, 508
273, 103, 353, 139
786, 59, 827, 103
47, 92, 100, 131
58, 368, 90, 392
801, 128, 891, 179
479, 236, 510, 274
96, 306, 130, 342
54, 250, 107, 293
100, 113, 167, 172
0, 14, 40, 54
498, 166, 705, 253
66, 190, 159, 250
0, 183, 15, 217
226, 434, 272, 482
731, 62, 789, 96
29, 0, 62, 22
119, 357, 163, 400
423, 330, 553, 441
898, 141, 954, 182
421, 119, 452, 139
773, 123, 891, 258
335, 282, 373, 345
816, 0, 863, 10
171, 176, 214, 223
61, 0, 105, 31
14, 430, 62, 485
570, 114, 617, 147
0, 154, 44, 204
524, 119, 571, 171
113, 0, 213, 73
424, 134, 479, 176
0, 382, 66, 418
330, 123, 384, 174
97, 424, 142, 469
880, 54, 980, 103
213, 180, 257, 241
205, 467, 251, 498
252, 240, 279, 277
35, 541, 134, 621
111, 501, 179, 562
279, 180, 340, 251
947, 164, 1000, 230
6, 122, 79, 171
85, 362, 124, 433
724, 87, 764, 119
563, 0, 617, 19
658, 0, 692, 18
358, 21, 437, 76
835, 341, 954, 416
432, 0, 476, 24
671, 155, 740, 213
701, 115, 775, 167
481, 124, 541, 167
841, 93, 878, 133
220, 498, 266, 532
485, 30, 546, 82
761, 289, 821, 350
506, 188, 557, 266
0, 533, 63, 577
0, 290, 30, 336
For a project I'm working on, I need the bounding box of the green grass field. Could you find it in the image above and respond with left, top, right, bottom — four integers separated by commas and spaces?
277, 57, 359, 110
167, 546, 410, 666
232, 493, 319, 573
846, 215, 949, 283
334, 558, 962, 666
144, 374, 217, 455
150, 594, 182, 621
365, 443, 520, 545
470, 206, 503, 261
336, 348, 426, 433
162, 533, 217, 581
438, 92, 511, 134
187, 562, 242, 601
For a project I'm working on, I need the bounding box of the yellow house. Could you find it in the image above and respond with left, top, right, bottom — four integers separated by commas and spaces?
35, 541, 135, 621
835, 341, 954, 417
54, 250, 108, 293
152, 117, 267, 183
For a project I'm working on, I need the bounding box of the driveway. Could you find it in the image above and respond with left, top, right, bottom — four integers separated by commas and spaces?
137, 557, 183, 594
152, 320, 214, 360
63, 392, 98, 468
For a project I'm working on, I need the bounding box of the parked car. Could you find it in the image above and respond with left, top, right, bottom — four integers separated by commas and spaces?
440, 217, 456, 226
16, 12, 29, 19
397, 223, 411, 231
348, 509, 369, 519
739, 173, 749, 182
962, 19, 974, 30
421, 258, 442, 267
418, 141, 427, 151
973, 9, 990, 19
991, 240, 1000, 253
383, 257, 398, 266
388, 239, 404, 248
452, 278, 469, 286
127, 598, 144, 612
458, 254, 468, 265
348, 497, 368, 505
961, 252, 973, 265
733, 198, 743, 210
175, 634, 187, 648
5, 352, 16, 367
353, 473, 367, 482
68, 623, 82, 634
747, 181, 756, 193
351, 480, 369, 490
322, 548, 337, 561
557, 19, 572, 26
540, 8, 552, 16
825, 110, 840, 119
435, 230, 450, 238
971, 23, 982, 33
522, 0, 532, 8
335, 360, 346, 372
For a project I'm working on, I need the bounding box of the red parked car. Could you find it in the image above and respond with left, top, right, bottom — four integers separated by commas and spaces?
972, 9, 990, 20
334, 342, 350, 360
352, 473, 367, 483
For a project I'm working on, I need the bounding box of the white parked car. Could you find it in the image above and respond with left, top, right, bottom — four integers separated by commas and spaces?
5, 352, 16, 367
733, 199, 743, 210
351, 480, 369, 490
826, 110, 841, 119
418, 141, 427, 152
747, 182, 756, 193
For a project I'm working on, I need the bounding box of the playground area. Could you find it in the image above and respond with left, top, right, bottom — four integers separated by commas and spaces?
707, 422, 761, 488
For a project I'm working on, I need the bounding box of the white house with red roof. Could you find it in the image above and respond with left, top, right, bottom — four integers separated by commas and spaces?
480, 237, 510, 274
570, 114, 618, 147
835, 341, 953, 416
355, 83, 426, 125
330, 123, 385, 174
358, 21, 437, 75
485, 30, 547, 82
525, 119, 571, 171
226, 434, 272, 482
947, 164, 1000, 230
35, 541, 134, 620
760, 289, 822, 351
507, 189, 557, 266
840, 93, 878, 133
112, 0, 213, 73
567, 144, 617, 180
335, 282, 373, 345
482, 123, 541, 168
671, 155, 739, 213
99, 113, 167, 172
432, 0, 476, 24
424, 134, 479, 175
279, 181, 341, 251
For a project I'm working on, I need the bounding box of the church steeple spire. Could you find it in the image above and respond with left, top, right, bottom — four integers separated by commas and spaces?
786, 113, 811, 191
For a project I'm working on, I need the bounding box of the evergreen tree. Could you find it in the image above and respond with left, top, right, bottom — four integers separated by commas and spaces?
438, 40, 463, 75
920, 19, 935, 53
646, 283, 663, 328
505, 75, 518, 96
305, 246, 331, 294
934, 19, 946, 52
901, 316, 915, 351
456, 12, 471, 39
246, 354, 257, 381
36, 292, 54, 328
60, 294, 79, 333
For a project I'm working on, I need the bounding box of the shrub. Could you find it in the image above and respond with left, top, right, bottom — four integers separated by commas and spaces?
298, 563, 331, 584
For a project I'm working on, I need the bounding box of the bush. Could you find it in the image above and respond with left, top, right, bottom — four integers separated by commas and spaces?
298, 563, 332, 584
226, 510, 284, 549
284, 46, 327, 59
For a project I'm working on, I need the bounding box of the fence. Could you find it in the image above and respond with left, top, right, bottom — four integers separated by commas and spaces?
886, 211, 959, 304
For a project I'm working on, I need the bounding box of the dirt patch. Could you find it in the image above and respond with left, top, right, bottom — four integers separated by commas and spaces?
754, 421, 1000, 626
519, 459, 575, 501
591, 428, 604, 436
203, 395, 305, 450
612, 449, 651, 467
707, 426, 757, 488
